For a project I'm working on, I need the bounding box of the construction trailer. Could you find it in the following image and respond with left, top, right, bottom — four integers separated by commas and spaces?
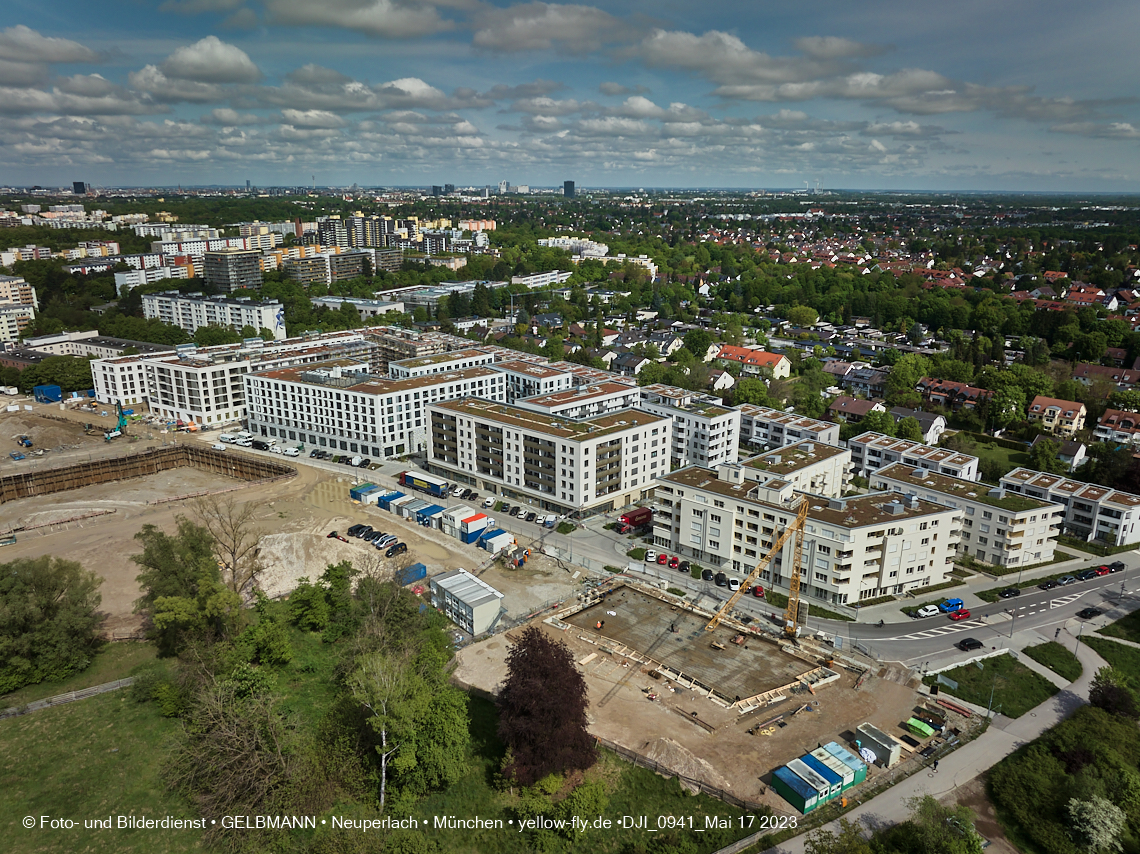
798, 754, 843, 798
823, 741, 869, 784
808, 750, 855, 791
771, 765, 821, 815
856, 723, 902, 768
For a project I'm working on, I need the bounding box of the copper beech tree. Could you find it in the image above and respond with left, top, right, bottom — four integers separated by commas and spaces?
497, 625, 595, 786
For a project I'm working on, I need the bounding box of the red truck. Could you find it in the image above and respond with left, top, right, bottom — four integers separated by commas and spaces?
616, 506, 653, 534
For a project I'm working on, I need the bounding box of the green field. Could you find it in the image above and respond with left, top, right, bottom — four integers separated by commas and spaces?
1, 690, 204, 854
971, 441, 1031, 483
922, 653, 1059, 718
1021, 641, 1082, 682
1083, 636, 1140, 680
1095, 607, 1140, 645
0, 642, 158, 709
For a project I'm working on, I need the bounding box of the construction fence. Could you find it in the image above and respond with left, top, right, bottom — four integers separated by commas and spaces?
0, 445, 295, 505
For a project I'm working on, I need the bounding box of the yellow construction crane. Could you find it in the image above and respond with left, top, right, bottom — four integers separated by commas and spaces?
706, 498, 808, 636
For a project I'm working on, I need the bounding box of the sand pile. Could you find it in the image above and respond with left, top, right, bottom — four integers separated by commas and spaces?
641, 737, 731, 790
257, 530, 366, 598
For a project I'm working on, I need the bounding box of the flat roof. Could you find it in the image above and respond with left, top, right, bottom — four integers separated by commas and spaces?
850, 431, 976, 467
659, 466, 954, 528
255, 361, 500, 394
392, 348, 490, 369
518, 381, 638, 409
433, 568, 503, 608
743, 441, 847, 475
431, 398, 667, 440
876, 462, 1053, 513
490, 360, 570, 379
1003, 467, 1140, 509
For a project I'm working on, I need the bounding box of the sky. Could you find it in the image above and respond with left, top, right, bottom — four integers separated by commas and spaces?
2, 0, 1139, 192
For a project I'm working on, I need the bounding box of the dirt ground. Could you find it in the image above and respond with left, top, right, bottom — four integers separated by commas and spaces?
453, 609, 933, 810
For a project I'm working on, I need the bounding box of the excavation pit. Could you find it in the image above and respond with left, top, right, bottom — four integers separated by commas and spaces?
560, 584, 820, 708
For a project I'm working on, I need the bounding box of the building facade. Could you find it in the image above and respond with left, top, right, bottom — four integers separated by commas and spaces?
1001, 467, 1140, 546
142, 291, 285, 340
737, 405, 841, 449
202, 248, 263, 293
638, 384, 741, 470
847, 432, 980, 481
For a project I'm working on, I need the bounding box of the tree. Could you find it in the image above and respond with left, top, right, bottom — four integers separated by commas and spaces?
991, 386, 1027, 429
0, 556, 103, 693
787, 305, 818, 327
1107, 389, 1140, 412
1067, 795, 1125, 852
1029, 438, 1067, 475
805, 818, 873, 854
682, 328, 713, 361
497, 625, 595, 786
886, 353, 930, 405
861, 410, 896, 437
733, 377, 770, 407
191, 494, 265, 599
238, 591, 293, 667
895, 416, 924, 441
1089, 666, 1139, 719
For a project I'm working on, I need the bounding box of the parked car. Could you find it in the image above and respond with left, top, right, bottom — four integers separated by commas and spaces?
356, 526, 373, 539
1058, 575, 1077, 586
668, 556, 680, 569
656, 553, 668, 565
482, 496, 495, 508
1077, 607, 1104, 619
310, 449, 321, 458
347, 524, 364, 537
752, 584, 765, 598
1109, 562, 1125, 573
376, 535, 397, 548
212, 443, 226, 451
524, 511, 537, 522
358, 457, 370, 467
998, 587, 1021, 599
1094, 565, 1111, 576
701, 569, 714, 581
269, 444, 284, 454
938, 598, 965, 613
386, 543, 408, 558
1038, 579, 1059, 590
645, 550, 657, 563
469, 494, 480, 503
1077, 569, 1098, 582
956, 637, 984, 652
678, 560, 691, 573
509, 506, 522, 517
544, 516, 557, 528
949, 609, 972, 621
916, 605, 941, 618
728, 578, 741, 591
714, 572, 727, 587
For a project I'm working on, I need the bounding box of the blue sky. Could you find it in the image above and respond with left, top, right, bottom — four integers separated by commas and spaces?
1, 0, 1138, 191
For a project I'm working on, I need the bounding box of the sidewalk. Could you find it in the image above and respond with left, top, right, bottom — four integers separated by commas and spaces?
760, 628, 1107, 854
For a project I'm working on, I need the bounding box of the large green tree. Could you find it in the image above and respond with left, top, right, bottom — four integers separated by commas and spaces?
0, 556, 103, 693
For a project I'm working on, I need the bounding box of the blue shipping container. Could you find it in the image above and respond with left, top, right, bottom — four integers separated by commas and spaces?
396, 563, 427, 585
799, 754, 843, 796
377, 491, 405, 510
772, 766, 819, 814
33, 384, 62, 403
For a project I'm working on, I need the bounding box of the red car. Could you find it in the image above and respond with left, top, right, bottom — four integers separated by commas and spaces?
752, 585, 765, 598
668, 556, 680, 568
949, 609, 972, 621
1095, 565, 1111, 576
656, 553, 668, 565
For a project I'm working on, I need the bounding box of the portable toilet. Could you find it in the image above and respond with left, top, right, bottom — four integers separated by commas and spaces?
771, 766, 820, 815
799, 754, 843, 798
823, 741, 868, 785
786, 758, 833, 805
809, 749, 855, 790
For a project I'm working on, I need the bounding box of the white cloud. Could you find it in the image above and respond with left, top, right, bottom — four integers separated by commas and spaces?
265, 0, 451, 38
160, 36, 261, 83
599, 81, 649, 96
0, 59, 47, 87
485, 79, 565, 100
129, 65, 225, 103
0, 25, 101, 64
280, 108, 346, 128
793, 36, 887, 60
201, 107, 267, 125
1051, 121, 1140, 140
508, 96, 583, 116
473, 3, 638, 53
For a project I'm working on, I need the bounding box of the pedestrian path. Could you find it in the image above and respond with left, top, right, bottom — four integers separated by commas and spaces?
759, 627, 1107, 854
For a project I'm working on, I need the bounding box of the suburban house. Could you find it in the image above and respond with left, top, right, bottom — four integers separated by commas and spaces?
707, 368, 735, 391
917, 377, 993, 411
889, 407, 947, 445
612, 352, 652, 377
714, 345, 791, 378
842, 366, 890, 399
1094, 409, 1140, 444
1071, 363, 1140, 392
827, 395, 885, 423
1028, 395, 1086, 436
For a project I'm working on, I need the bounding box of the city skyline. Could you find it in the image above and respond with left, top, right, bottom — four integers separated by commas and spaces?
1, 1, 1139, 192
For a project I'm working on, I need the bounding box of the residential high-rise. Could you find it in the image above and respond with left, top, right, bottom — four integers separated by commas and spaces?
202, 248, 263, 293
563, 180, 575, 199
317, 216, 348, 248
72, 181, 89, 195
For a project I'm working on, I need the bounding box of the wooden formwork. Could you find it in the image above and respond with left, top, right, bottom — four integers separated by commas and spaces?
0, 446, 295, 504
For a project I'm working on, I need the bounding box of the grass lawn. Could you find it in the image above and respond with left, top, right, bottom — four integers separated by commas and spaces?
1, 641, 158, 708
922, 653, 1058, 718
1083, 636, 1140, 680
971, 441, 1031, 483
1022, 642, 1082, 682
0, 690, 204, 854
1095, 608, 1140, 646
764, 589, 852, 621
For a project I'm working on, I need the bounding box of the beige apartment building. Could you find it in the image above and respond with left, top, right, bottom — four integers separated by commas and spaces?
653, 466, 960, 606
872, 463, 1063, 567
735, 441, 852, 498
1027, 395, 1086, 436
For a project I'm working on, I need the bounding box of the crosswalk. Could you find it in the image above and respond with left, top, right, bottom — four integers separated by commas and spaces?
889, 591, 1089, 640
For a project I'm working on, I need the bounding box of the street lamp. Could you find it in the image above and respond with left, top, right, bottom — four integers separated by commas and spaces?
1006, 607, 1017, 638
1074, 621, 1084, 654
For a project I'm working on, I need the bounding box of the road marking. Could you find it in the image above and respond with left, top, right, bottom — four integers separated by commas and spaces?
890, 621, 983, 640
1050, 593, 1085, 608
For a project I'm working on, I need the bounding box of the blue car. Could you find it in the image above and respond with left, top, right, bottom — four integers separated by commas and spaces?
939, 598, 965, 613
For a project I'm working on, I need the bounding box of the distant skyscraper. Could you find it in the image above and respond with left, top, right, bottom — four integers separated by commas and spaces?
72, 181, 89, 195
563, 180, 575, 199
444, 183, 455, 194
431, 185, 443, 196
246, 179, 251, 190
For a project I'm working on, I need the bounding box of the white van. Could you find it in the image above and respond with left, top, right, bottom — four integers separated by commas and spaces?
218, 433, 236, 443
283, 447, 299, 457
211, 443, 226, 451
269, 445, 284, 455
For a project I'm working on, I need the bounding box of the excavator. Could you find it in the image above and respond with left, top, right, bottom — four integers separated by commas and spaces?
104, 401, 128, 441
706, 497, 808, 638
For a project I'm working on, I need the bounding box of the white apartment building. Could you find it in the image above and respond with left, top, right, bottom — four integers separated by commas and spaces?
247, 362, 506, 458
388, 348, 496, 379
873, 463, 1062, 567
514, 381, 641, 420
490, 360, 574, 403
0, 275, 38, 309
738, 404, 841, 449
91, 329, 369, 424
428, 398, 671, 515
848, 432, 980, 481
142, 291, 286, 340
733, 441, 852, 498
1001, 467, 1140, 547
149, 236, 255, 264
638, 384, 741, 470
23, 329, 171, 359
653, 466, 960, 605
114, 265, 191, 292
510, 270, 574, 289
308, 296, 405, 321
0, 304, 35, 342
